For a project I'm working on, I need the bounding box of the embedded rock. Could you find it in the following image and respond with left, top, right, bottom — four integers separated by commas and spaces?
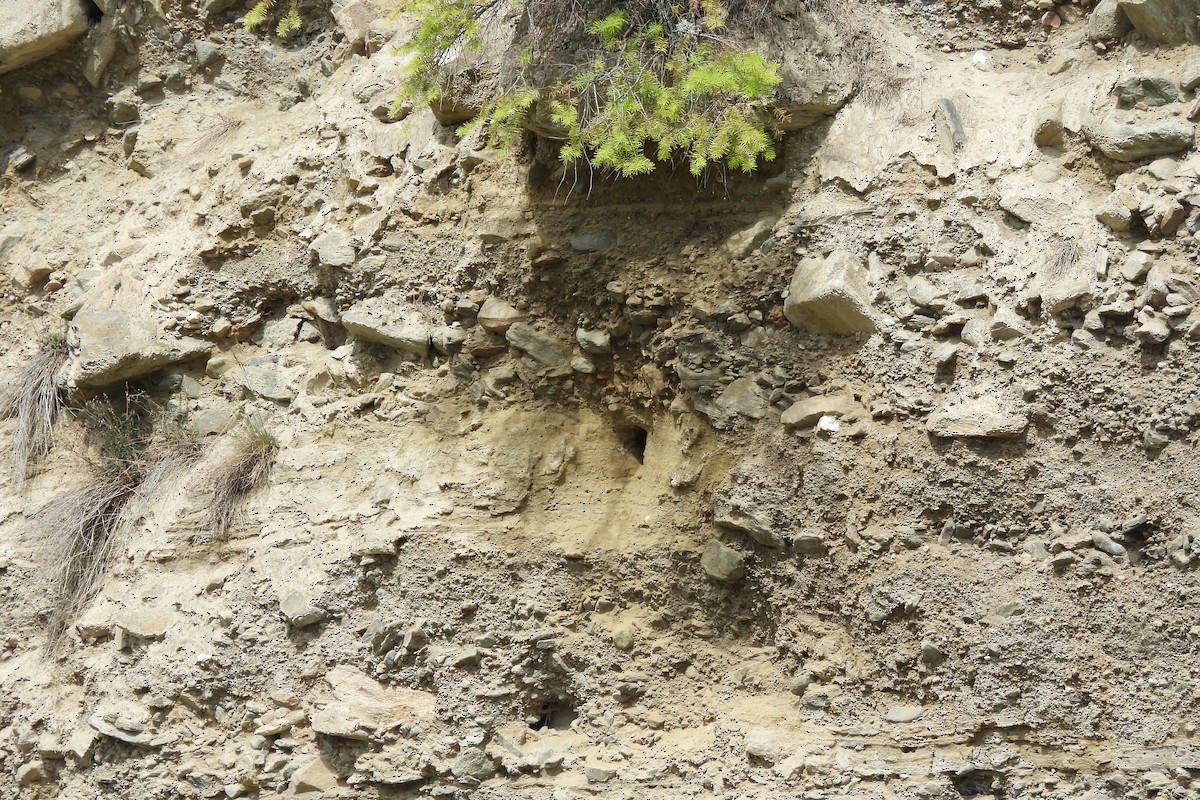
784, 250, 876, 334
341, 307, 431, 358
505, 323, 571, 366
1085, 120, 1195, 161
927, 396, 1029, 439
700, 540, 746, 583
1117, 0, 1200, 43
69, 271, 211, 388
0, 0, 90, 75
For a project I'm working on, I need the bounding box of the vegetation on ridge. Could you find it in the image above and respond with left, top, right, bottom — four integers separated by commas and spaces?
397, 0, 782, 178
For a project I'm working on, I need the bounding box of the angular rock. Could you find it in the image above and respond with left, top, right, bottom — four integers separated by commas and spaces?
716, 377, 768, 420
700, 540, 746, 583
341, 307, 431, 358
1088, 0, 1132, 39
16, 760, 46, 785
311, 706, 374, 740
237, 366, 295, 402
311, 229, 356, 268
1181, 55, 1200, 93
781, 394, 859, 428
112, 606, 175, 640
290, 757, 339, 794
70, 271, 211, 388
280, 591, 325, 628
1086, 120, 1195, 162
744, 729, 793, 763
721, 216, 779, 261
784, 250, 875, 334
1113, 74, 1182, 107
0, 0, 90, 75
451, 747, 495, 780
715, 509, 783, 548
927, 396, 1028, 440
505, 322, 571, 366
477, 297, 525, 334
575, 328, 612, 355
1118, 0, 1200, 44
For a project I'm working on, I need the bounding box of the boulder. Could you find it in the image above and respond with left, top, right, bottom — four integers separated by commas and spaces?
1085, 120, 1195, 161
927, 396, 1029, 439
1118, 0, 1200, 43
290, 757, 340, 794
69, 271, 211, 388
784, 250, 875, 334
715, 377, 768, 420
341, 307, 431, 358
0, 0, 90, 75
1088, 0, 1133, 39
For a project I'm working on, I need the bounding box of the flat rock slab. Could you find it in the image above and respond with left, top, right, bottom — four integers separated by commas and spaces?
927, 396, 1028, 439
341, 307, 431, 358
782, 394, 861, 427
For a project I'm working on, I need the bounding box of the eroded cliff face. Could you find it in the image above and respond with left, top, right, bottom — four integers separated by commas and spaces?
3, 1, 1200, 798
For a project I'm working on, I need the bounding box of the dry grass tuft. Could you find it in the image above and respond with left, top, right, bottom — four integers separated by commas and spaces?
36, 472, 141, 650
32, 392, 204, 653
0, 338, 67, 482
204, 419, 278, 540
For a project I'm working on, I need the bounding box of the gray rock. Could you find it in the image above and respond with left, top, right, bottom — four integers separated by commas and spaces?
0, 0, 89, 75
1112, 74, 1181, 107
715, 509, 783, 548
1086, 120, 1195, 162
1182, 55, 1200, 93
1118, 0, 1200, 44
194, 40, 221, 68
451, 747, 495, 780
280, 591, 325, 628
700, 540, 745, 583
237, 366, 295, 402
341, 308, 431, 358
784, 250, 875, 334
720, 216, 779, 261
569, 231, 615, 252
920, 641, 946, 665
927, 395, 1028, 439
1088, 0, 1132, 40
885, 706, 924, 723
793, 533, 828, 556
1092, 531, 1127, 557
477, 297, 525, 334
575, 328, 612, 355
311, 229, 356, 268
781, 394, 859, 428
716, 377, 768, 420
505, 323, 571, 366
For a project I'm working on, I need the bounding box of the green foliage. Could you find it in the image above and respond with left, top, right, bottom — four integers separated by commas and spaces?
244, 0, 302, 38
395, 0, 783, 179
394, 0, 480, 103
